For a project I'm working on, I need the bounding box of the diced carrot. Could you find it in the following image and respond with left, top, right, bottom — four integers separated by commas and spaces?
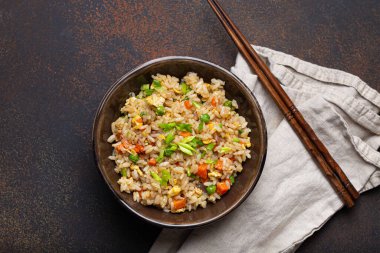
134, 144, 144, 154
216, 181, 230, 195
211, 97, 217, 107
197, 163, 208, 180
184, 100, 192, 110
148, 158, 157, 166
173, 198, 187, 210
115, 144, 124, 154
121, 139, 130, 148
215, 159, 223, 171
179, 131, 191, 137
136, 117, 143, 123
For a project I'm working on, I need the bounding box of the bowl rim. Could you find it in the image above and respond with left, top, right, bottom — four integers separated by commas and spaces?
92, 56, 267, 228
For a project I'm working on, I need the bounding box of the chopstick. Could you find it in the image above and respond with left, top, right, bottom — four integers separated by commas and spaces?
207, 0, 359, 207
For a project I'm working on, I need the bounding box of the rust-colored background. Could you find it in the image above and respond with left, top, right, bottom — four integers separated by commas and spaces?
1, 0, 379, 252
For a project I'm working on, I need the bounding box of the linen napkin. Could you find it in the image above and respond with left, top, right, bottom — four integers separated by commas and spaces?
150, 46, 380, 253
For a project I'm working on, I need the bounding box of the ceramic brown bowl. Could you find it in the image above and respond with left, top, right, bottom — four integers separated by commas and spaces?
93, 56, 267, 228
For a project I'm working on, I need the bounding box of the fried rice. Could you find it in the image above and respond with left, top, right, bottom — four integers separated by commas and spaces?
107, 72, 252, 213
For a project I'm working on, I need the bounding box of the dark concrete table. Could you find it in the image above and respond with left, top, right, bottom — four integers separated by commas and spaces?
1, 0, 379, 252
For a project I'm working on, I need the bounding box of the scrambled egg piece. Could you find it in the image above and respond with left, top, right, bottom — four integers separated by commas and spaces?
202, 139, 214, 144
132, 115, 143, 129
168, 186, 181, 197
130, 165, 143, 176
146, 94, 165, 107
208, 171, 222, 178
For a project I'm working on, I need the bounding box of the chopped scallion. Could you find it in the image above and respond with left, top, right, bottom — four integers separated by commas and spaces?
220, 147, 232, 153
150, 171, 162, 183
156, 105, 165, 116
152, 79, 162, 88
129, 154, 139, 163
206, 143, 215, 151
200, 114, 210, 123
165, 133, 175, 144
192, 101, 201, 109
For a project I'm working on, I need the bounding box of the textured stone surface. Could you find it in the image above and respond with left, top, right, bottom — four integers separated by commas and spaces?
0, 0, 379, 252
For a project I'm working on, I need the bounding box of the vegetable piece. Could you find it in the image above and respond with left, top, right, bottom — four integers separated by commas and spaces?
180, 82, 191, 94
150, 171, 162, 183
164, 143, 178, 156
186, 168, 192, 177
215, 159, 223, 171
192, 101, 201, 108
178, 144, 193, 156
165, 133, 175, 144
144, 89, 154, 96
152, 79, 162, 88
206, 143, 215, 151
148, 158, 157, 166
188, 137, 203, 148
184, 100, 192, 110
200, 150, 206, 158
216, 181, 230, 195
197, 163, 208, 179
223, 100, 233, 108
161, 170, 171, 186
177, 142, 195, 152
238, 129, 244, 135
205, 159, 216, 164
156, 105, 165, 116
200, 114, 210, 123
134, 144, 144, 154
159, 122, 177, 132
232, 137, 240, 143
121, 168, 127, 177
211, 97, 217, 107
179, 131, 191, 137
198, 122, 204, 132
176, 123, 192, 132
179, 145, 193, 155
220, 147, 232, 153
229, 175, 235, 185
129, 154, 139, 163
115, 144, 124, 154
156, 149, 165, 163
141, 84, 150, 91
140, 111, 146, 116
180, 136, 195, 143
206, 185, 216, 195
173, 198, 186, 210
134, 117, 143, 125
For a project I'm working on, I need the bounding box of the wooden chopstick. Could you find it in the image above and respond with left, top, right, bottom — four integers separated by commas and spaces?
207, 0, 358, 207
209, 0, 359, 202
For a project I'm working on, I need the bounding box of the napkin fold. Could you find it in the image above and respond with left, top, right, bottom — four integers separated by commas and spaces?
150, 46, 380, 253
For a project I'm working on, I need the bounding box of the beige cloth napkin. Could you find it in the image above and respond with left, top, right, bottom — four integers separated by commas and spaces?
150, 46, 380, 253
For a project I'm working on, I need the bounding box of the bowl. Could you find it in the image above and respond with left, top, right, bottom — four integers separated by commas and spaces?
93, 56, 267, 228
